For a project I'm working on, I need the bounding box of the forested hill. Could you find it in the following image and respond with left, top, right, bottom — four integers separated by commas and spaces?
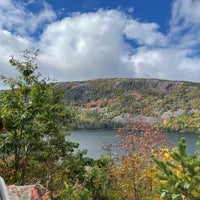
57, 78, 200, 132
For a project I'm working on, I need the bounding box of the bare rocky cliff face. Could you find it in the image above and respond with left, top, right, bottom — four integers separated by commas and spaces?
57, 78, 185, 103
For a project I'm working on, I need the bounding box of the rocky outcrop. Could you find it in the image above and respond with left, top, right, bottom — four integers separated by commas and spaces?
114, 78, 182, 93
54, 78, 200, 131
7, 184, 49, 200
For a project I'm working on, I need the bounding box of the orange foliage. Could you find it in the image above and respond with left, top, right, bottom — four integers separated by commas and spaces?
83, 99, 108, 109
108, 98, 116, 106
110, 121, 171, 200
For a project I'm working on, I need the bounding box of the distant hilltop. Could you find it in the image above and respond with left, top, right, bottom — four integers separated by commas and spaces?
54, 78, 200, 133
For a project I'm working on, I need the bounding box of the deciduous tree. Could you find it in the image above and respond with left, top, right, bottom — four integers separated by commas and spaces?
110, 121, 170, 200
0, 50, 77, 196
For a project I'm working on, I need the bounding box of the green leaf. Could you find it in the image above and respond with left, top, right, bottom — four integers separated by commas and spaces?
160, 191, 167, 198
172, 193, 179, 200
183, 183, 190, 189
175, 182, 180, 188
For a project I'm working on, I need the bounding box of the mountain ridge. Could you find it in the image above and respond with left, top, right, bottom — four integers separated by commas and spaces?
54, 78, 200, 133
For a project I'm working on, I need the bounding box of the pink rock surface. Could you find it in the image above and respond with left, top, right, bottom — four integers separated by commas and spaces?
7, 184, 49, 200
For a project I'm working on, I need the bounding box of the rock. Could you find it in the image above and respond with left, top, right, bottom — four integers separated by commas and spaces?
111, 113, 159, 125
7, 184, 49, 200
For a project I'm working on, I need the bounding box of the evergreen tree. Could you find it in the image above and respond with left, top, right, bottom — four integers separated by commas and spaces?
153, 138, 200, 200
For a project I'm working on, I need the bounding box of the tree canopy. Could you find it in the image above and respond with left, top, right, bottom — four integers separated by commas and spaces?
0, 50, 77, 195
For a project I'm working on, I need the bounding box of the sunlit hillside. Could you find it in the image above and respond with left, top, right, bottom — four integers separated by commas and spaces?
55, 78, 200, 133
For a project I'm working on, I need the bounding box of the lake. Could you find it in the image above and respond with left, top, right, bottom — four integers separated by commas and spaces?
69, 130, 200, 158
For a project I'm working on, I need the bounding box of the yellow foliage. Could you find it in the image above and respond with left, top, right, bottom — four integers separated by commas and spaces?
163, 119, 168, 125
111, 153, 160, 200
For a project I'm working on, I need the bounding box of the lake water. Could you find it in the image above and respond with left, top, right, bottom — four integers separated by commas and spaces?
69, 130, 200, 158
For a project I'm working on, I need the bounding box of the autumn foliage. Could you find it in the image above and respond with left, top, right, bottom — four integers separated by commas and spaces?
108, 121, 171, 200
1, 51, 200, 199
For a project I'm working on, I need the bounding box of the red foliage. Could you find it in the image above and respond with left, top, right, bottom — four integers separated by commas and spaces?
116, 121, 170, 157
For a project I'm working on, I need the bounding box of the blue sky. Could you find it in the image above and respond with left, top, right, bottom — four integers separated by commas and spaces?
48, 0, 172, 37
1, 0, 200, 85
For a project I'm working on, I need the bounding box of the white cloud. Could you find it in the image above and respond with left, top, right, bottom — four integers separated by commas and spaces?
0, 29, 31, 78
0, 0, 56, 36
0, 0, 56, 83
38, 9, 131, 80
124, 20, 167, 46
1, 0, 200, 87
171, 0, 200, 30
129, 47, 200, 81
169, 0, 200, 47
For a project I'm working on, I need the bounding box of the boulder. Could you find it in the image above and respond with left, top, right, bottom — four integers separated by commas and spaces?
7, 184, 49, 200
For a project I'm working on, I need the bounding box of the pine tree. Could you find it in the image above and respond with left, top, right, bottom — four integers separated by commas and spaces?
153, 137, 200, 200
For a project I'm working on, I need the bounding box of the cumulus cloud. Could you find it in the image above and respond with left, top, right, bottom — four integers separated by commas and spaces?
169, 0, 200, 49
38, 9, 132, 80
124, 20, 167, 47
171, 0, 200, 31
0, 29, 31, 78
0, 0, 56, 35
128, 47, 200, 81
1, 0, 200, 86
0, 0, 55, 81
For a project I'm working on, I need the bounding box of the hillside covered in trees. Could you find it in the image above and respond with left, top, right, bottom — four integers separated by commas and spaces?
56, 78, 200, 133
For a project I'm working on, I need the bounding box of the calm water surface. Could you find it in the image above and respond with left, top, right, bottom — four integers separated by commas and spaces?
69, 130, 200, 158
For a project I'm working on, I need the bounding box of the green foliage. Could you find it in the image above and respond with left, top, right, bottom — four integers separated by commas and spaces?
74, 108, 121, 130
160, 112, 200, 133
84, 156, 115, 200
63, 150, 94, 184
153, 138, 200, 199
59, 156, 115, 200
0, 50, 78, 196
59, 182, 92, 200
